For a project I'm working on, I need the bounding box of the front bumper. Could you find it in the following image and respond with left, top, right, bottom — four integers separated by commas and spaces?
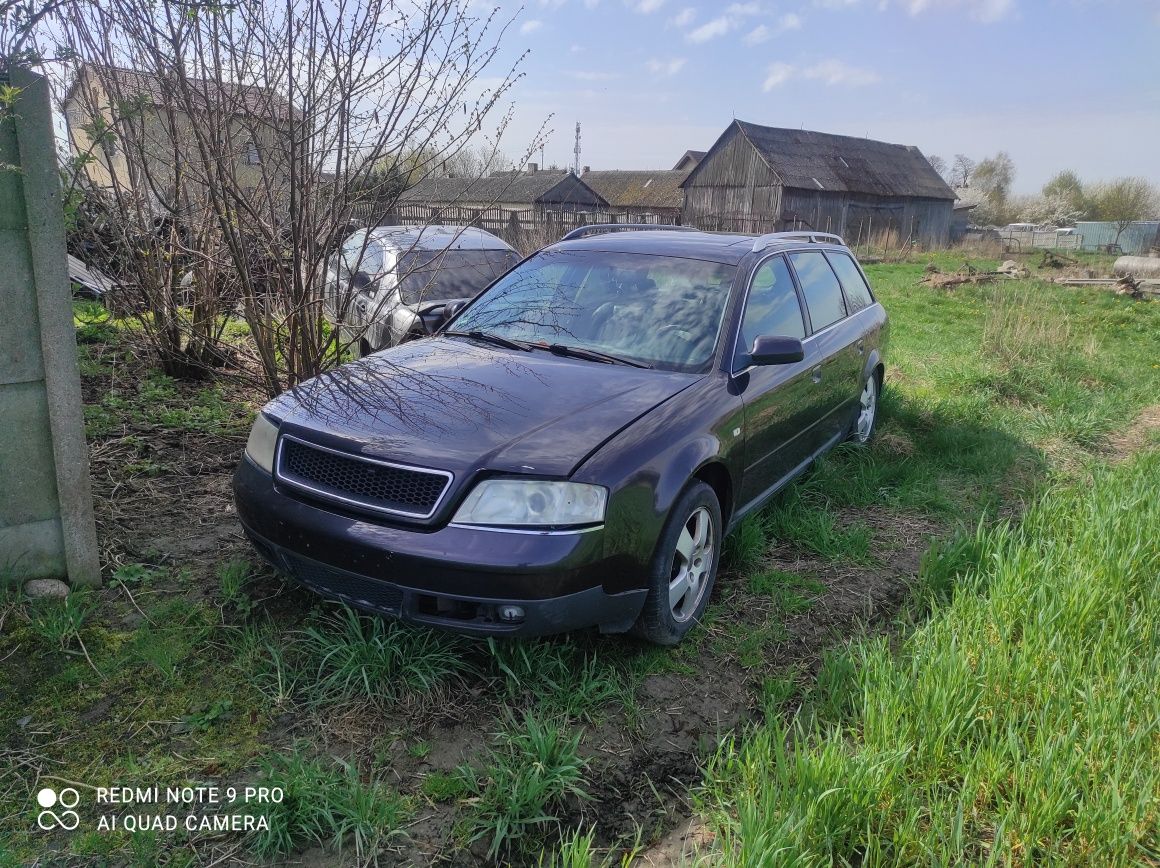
233, 458, 646, 637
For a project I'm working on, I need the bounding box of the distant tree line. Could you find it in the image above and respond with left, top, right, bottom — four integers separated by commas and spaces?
926, 151, 1157, 242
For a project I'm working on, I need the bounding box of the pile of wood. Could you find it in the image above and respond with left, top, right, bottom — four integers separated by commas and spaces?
919, 260, 1027, 289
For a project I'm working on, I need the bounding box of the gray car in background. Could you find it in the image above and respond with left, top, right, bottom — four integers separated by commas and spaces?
325, 225, 522, 355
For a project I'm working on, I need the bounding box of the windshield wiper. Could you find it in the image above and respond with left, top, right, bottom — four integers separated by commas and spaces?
444, 330, 532, 352
540, 343, 652, 369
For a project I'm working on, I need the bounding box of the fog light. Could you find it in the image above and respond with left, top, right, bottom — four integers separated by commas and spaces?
498, 605, 525, 623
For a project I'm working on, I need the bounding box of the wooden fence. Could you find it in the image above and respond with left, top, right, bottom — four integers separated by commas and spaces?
349, 200, 681, 253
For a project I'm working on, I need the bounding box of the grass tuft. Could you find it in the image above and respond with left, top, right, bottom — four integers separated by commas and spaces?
301, 605, 470, 706
457, 712, 590, 859
250, 747, 408, 860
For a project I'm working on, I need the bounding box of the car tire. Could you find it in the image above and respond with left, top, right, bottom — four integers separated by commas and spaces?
632, 481, 722, 646
359, 337, 375, 358
849, 370, 880, 445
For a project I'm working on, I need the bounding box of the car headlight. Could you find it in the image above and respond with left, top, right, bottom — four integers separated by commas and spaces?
245, 412, 279, 474
452, 479, 607, 527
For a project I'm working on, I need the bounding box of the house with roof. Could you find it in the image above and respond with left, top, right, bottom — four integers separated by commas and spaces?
63, 63, 292, 211
579, 169, 687, 223
397, 165, 607, 218
681, 120, 956, 247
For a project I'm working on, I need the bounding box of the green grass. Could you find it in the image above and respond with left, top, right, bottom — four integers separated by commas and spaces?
250, 747, 409, 860
700, 451, 1160, 865
485, 636, 630, 721
300, 605, 471, 706
456, 712, 590, 859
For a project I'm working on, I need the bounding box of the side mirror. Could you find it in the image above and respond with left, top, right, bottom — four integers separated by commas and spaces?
750, 335, 805, 365
441, 299, 467, 324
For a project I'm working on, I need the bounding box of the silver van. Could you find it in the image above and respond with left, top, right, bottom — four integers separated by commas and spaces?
325, 225, 521, 355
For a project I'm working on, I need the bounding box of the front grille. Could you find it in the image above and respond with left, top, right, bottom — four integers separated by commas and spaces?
282, 552, 403, 614
276, 435, 451, 518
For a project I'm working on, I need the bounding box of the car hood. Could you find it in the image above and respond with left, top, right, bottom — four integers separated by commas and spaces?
267, 336, 700, 480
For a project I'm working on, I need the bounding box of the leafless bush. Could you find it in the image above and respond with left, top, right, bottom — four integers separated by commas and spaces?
55, 0, 545, 395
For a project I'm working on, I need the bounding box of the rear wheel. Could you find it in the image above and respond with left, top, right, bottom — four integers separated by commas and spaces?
849, 372, 879, 444
359, 337, 374, 358
632, 481, 721, 646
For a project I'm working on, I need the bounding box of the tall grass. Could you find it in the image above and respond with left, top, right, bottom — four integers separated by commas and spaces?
301, 605, 470, 706
457, 712, 590, 859
701, 451, 1160, 865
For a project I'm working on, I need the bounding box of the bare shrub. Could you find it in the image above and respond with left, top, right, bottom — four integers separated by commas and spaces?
55, 0, 544, 395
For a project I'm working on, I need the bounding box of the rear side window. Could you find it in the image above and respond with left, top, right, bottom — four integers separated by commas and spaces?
826, 252, 875, 313
789, 251, 847, 331
736, 255, 804, 365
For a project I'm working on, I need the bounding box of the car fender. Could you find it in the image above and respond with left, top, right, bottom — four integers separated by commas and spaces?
862, 346, 883, 385
573, 377, 744, 592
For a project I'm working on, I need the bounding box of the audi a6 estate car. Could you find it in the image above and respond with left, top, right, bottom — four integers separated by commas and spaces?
323, 225, 521, 356
235, 227, 887, 645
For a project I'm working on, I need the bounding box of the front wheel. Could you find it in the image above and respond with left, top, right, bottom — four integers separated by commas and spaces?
849, 372, 879, 444
632, 481, 722, 646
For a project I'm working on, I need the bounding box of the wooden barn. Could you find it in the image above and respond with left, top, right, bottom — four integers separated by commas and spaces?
681, 120, 956, 247
579, 169, 687, 224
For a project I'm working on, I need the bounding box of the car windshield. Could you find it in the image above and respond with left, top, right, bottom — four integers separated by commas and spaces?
448, 249, 736, 372
396, 249, 520, 305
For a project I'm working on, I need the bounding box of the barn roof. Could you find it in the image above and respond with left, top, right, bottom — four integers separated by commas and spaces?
580, 170, 688, 210
398, 171, 608, 207
66, 63, 291, 121
672, 150, 706, 170
685, 120, 956, 201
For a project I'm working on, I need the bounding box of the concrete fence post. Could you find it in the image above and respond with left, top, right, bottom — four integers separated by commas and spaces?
0, 66, 101, 587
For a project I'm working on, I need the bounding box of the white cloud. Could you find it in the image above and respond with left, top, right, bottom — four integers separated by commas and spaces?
762, 58, 880, 90
803, 59, 880, 85
744, 23, 770, 43
670, 6, 696, 26
779, 11, 803, 29
583, 0, 600, 7
646, 57, 687, 76
684, 1, 762, 42
763, 62, 795, 90
823, 0, 1015, 22
632, 0, 667, 12
688, 15, 732, 41
520, 19, 543, 33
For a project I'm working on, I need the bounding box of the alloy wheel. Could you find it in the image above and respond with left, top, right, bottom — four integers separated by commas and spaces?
855, 376, 877, 443
669, 506, 714, 622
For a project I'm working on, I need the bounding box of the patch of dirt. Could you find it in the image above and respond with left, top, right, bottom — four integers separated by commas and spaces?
89, 425, 252, 574
1104, 405, 1160, 462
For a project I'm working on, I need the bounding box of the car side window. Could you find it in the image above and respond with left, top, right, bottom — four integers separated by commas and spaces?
735, 255, 805, 367
826, 252, 875, 314
789, 250, 847, 331
341, 233, 383, 277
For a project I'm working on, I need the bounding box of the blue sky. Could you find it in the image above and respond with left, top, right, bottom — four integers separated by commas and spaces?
477, 0, 1160, 192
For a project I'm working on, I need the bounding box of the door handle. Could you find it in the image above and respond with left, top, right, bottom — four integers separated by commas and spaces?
811, 365, 822, 384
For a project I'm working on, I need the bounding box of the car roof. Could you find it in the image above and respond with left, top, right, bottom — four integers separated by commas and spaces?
547, 228, 850, 266
369, 225, 516, 252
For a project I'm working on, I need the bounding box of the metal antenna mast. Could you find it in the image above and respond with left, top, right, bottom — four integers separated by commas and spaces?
573, 122, 581, 175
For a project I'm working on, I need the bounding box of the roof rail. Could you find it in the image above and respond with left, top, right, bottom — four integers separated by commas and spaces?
751, 231, 845, 253
558, 223, 698, 242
